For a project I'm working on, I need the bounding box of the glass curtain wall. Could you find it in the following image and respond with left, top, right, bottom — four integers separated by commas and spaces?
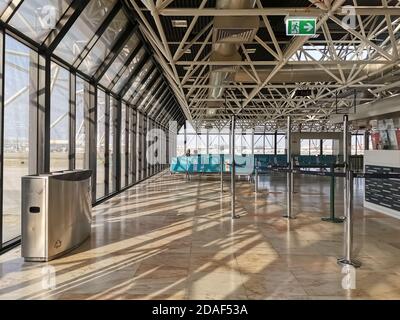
301, 139, 340, 156
176, 130, 301, 156
0, 0, 185, 251
176, 130, 350, 157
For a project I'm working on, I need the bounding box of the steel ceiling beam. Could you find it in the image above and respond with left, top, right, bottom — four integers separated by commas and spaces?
157, 7, 400, 16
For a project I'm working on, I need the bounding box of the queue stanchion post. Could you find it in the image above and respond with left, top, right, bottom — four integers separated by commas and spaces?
338, 170, 361, 268
254, 166, 259, 193
231, 115, 239, 219
230, 161, 239, 219
283, 160, 295, 219
338, 115, 360, 268
269, 164, 400, 269
185, 156, 189, 181
220, 154, 223, 193
322, 164, 344, 223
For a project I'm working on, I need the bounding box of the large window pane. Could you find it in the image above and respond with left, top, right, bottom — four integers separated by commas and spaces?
99, 34, 140, 87
209, 134, 219, 154
113, 48, 146, 93
220, 135, 229, 154
121, 102, 127, 187
9, 0, 72, 43
254, 135, 264, 154
300, 139, 310, 156
351, 134, 365, 155
97, 90, 106, 199
79, 10, 128, 75
54, 0, 118, 63
131, 69, 157, 106
322, 139, 333, 155
128, 107, 135, 185
109, 97, 117, 194
76, 76, 86, 169
0, 1, 12, 15
322, 139, 339, 155
186, 134, 196, 154
122, 59, 152, 100
300, 139, 321, 156
196, 133, 207, 154
50, 62, 70, 172
265, 134, 275, 154
277, 134, 286, 154
177, 134, 185, 156
310, 139, 320, 156
135, 78, 162, 110
3, 36, 31, 243
9, 0, 73, 43
235, 134, 243, 155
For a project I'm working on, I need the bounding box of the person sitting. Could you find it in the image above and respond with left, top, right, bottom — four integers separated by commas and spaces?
185, 149, 191, 157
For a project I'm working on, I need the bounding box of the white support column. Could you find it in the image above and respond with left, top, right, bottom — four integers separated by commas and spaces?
251, 128, 255, 155
284, 116, 295, 219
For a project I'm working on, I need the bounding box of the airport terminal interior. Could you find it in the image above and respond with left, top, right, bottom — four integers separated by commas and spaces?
1, 0, 400, 300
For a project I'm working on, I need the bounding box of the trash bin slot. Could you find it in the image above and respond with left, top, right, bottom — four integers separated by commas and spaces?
29, 206, 41, 214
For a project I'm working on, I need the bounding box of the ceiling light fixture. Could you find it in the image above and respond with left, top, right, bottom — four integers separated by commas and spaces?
172, 20, 187, 28
245, 48, 256, 54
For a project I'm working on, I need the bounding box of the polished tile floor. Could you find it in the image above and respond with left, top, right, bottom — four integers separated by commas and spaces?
1, 171, 400, 300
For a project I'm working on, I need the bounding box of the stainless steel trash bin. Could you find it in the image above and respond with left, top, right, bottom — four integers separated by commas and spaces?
21, 170, 92, 262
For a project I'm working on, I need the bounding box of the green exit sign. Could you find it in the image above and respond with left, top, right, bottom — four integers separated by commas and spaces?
286, 17, 317, 36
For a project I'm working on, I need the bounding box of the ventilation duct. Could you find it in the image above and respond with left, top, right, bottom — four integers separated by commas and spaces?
208, 0, 258, 105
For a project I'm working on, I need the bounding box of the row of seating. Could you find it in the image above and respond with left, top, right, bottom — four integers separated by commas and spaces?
170, 154, 341, 174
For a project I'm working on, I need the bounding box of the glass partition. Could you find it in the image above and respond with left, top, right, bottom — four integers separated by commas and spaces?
50, 62, 70, 172
2, 36, 31, 244
96, 89, 106, 199
109, 96, 117, 193
76, 76, 86, 169
351, 134, 365, 155
121, 102, 127, 187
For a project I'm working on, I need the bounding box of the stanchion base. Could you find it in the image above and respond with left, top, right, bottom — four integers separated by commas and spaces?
337, 258, 362, 268
321, 217, 344, 223
282, 215, 296, 219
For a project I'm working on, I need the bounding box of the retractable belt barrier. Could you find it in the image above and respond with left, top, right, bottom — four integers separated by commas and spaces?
252, 164, 400, 269
270, 167, 400, 180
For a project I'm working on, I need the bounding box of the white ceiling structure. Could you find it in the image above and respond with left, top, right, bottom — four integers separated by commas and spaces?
127, 0, 400, 130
